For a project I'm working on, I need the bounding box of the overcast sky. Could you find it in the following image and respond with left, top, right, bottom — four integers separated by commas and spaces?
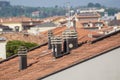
4, 0, 120, 8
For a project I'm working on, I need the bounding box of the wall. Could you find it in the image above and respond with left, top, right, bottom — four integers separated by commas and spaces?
42, 48, 120, 80
115, 12, 120, 20
2, 23, 22, 31
0, 41, 6, 59
28, 27, 56, 35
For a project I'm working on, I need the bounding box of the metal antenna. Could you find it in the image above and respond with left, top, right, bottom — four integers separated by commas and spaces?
66, 2, 71, 29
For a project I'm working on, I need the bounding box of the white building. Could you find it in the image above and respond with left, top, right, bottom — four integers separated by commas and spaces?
28, 22, 57, 35
115, 12, 120, 20
79, 8, 105, 13
0, 37, 7, 59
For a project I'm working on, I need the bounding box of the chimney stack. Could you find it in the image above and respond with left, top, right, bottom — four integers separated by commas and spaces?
48, 30, 53, 49
18, 46, 27, 70
62, 29, 78, 54
51, 36, 63, 58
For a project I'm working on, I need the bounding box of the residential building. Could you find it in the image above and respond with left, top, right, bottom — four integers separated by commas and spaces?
101, 12, 115, 25
0, 17, 42, 32
32, 11, 40, 18
0, 37, 6, 59
28, 22, 57, 35
0, 25, 13, 32
109, 20, 120, 27
72, 12, 106, 29
115, 12, 120, 20
76, 12, 101, 21
78, 8, 105, 13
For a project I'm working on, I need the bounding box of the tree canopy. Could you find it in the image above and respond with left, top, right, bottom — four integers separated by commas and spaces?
6, 40, 38, 57
87, 2, 102, 8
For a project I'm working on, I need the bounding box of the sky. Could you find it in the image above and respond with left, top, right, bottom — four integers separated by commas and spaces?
3, 0, 120, 8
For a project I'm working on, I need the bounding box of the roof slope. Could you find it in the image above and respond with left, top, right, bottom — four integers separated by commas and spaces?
0, 33, 47, 44
36, 22, 57, 27
0, 28, 120, 80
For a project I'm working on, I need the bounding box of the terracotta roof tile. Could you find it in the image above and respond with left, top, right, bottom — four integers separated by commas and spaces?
76, 12, 101, 18
0, 33, 47, 44
0, 16, 42, 23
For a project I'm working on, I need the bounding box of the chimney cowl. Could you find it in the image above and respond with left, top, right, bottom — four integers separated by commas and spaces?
48, 30, 53, 37
62, 29, 78, 39
18, 46, 27, 55
51, 36, 62, 44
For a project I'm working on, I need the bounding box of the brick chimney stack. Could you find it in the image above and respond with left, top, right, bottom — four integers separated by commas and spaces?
18, 46, 27, 70
48, 30, 54, 49
51, 36, 63, 58
62, 29, 78, 54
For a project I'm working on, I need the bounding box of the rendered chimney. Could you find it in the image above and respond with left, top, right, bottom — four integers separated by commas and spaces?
48, 30, 53, 49
51, 36, 63, 58
62, 29, 78, 54
18, 46, 27, 70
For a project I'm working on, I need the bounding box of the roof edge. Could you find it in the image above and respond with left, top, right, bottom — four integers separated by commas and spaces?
37, 45, 120, 80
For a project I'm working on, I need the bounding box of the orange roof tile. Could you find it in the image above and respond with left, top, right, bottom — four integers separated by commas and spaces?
0, 16, 42, 23
76, 12, 101, 19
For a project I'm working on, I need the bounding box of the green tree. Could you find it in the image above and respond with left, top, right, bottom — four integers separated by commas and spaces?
106, 8, 119, 15
6, 40, 38, 57
87, 2, 94, 7
94, 3, 101, 8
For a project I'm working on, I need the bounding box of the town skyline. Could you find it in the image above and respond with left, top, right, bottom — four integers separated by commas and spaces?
3, 0, 120, 8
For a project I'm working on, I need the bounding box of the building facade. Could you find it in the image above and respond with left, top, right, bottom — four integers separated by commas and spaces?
0, 37, 6, 59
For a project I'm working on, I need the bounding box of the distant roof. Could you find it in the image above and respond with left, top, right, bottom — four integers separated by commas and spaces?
0, 37, 6, 41
76, 12, 101, 18
109, 20, 120, 26
101, 16, 115, 21
0, 16, 42, 23
36, 22, 57, 27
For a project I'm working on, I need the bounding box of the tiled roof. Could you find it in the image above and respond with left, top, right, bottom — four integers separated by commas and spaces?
0, 32, 47, 44
41, 26, 98, 43
0, 26, 120, 80
76, 12, 101, 18
75, 20, 106, 29
36, 22, 57, 27
42, 16, 65, 22
0, 37, 6, 41
0, 16, 42, 23
109, 20, 120, 26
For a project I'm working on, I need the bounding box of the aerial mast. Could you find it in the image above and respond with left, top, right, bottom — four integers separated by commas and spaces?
66, 2, 71, 29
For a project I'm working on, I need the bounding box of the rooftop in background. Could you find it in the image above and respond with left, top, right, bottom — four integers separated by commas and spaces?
76, 12, 101, 18
0, 16, 42, 23
78, 7, 105, 13
109, 20, 120, 26
0, 37, 6, 41
36, 22, 57, 27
